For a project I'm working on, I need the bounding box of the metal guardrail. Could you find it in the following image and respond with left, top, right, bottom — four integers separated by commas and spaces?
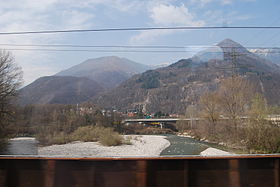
0, 155, 279, 187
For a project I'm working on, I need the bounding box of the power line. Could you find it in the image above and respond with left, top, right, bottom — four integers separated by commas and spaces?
0, 48, 193, 53
0, 44, 186, 49
0, 26, 280, 35
3, 48, 280, 53
0, 43, 279, 49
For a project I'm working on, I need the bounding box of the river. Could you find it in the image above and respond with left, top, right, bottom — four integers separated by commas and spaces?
0, 137, 38, 155
161, 135, 210, 155
0, 135, 228, 156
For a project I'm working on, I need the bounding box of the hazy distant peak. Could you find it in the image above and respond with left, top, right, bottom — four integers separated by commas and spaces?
56, 56, 150, 89
218, 38, 241, 47
217, 38, 247, 50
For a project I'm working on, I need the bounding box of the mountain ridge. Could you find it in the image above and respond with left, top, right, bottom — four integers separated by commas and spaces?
56, 56, 150, 89
19, 76, 104, 105
250, 48, 280, 66
94, 39, 280, 114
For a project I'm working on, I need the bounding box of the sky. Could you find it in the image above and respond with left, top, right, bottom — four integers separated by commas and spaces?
0, 0, 279, 85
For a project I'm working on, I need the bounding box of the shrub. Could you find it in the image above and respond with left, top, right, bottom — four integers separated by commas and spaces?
70, 126, 106, 142
246, 121, 280, 153
99, 128, 123, 146
37, 125, 125, 146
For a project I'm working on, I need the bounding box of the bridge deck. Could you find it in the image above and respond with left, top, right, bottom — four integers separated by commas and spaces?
123, 118, 200, 123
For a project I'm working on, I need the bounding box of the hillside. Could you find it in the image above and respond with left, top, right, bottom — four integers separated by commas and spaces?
56, 56, 150, 89
94, 39, 280, 114
19, 76, 104, 105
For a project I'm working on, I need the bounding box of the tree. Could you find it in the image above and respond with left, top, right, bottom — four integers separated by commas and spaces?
199, 92, 220, 129
249, 94, 268, 120
0, 50, 22, 140
217, 76, 254, 129
246, 94, 280, 153
185, 104, 198, 129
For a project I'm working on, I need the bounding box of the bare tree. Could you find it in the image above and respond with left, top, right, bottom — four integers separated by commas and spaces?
185, 104, 198, 129
199, 92, 220, 128
217, 76, 254, 129
0, 50, 23, 139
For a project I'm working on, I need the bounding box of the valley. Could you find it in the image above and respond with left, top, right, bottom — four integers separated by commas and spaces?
2, 38, 280, 156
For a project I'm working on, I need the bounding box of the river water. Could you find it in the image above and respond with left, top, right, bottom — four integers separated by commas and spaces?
161, 135, 210, 156
0, 137, 38, 155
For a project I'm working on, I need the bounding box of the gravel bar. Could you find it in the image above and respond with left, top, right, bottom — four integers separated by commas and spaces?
200, 148, 234, 156
38, 135, 170, 157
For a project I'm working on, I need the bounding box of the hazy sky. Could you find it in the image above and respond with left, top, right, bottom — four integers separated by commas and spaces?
0, 0, 279, 85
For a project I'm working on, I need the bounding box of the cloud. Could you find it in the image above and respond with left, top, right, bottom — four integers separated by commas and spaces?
60, 10, 95, 29
130, 4, 204, 44
150, 4, 204, 26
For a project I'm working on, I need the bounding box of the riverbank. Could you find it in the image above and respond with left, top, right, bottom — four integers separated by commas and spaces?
177, 132, 244, 154
38, 135, 170, 157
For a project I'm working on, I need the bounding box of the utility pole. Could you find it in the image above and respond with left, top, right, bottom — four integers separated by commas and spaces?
216, 47, 243, 76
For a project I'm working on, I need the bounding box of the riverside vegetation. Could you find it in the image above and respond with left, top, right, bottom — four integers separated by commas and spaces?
37, 126, 124, 146
13, 103, 129, 146
176, 76, 280, 153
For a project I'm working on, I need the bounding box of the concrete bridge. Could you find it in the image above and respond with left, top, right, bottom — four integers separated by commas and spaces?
123, 115, 280, 127
122, 118, 201, 124
122, 118, 201, 129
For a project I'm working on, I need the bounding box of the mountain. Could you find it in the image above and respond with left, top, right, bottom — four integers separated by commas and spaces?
250, 48, 280, 66
217, 39, 279, 72
94, 39, 280, 114
56, 56, 150, 89
19, 76, 104, 105
193, 38, 249, 62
